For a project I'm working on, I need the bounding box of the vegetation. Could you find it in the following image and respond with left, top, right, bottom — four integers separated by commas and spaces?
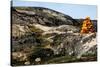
15, 7, 34, 11
28, 25, 44, 33
80, 16, 95, 34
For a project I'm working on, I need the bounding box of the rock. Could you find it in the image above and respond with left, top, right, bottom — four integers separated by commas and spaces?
35, 58, 41, 62
24, 61, 30, 65
12, 52, 27, 61
51, 33, 97, 57
12, 7, 80, 26
11, 7, 97, 65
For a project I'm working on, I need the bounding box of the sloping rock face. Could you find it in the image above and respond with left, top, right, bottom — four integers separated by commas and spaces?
11, 7, 97, 66
12, 7, 79, 26
51, 33, 97, 58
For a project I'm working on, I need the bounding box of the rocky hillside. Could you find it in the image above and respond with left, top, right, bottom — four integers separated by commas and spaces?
11, 7, 97, 66
12, 7, 80, 26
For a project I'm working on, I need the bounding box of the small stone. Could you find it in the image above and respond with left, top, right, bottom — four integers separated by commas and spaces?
24, 61, 30, 65
35, 58, 41, 62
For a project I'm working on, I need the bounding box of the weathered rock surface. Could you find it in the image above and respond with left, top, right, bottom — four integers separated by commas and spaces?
12, 7, 80, 26
11, 7, 97, 66
51, 33, 97, 58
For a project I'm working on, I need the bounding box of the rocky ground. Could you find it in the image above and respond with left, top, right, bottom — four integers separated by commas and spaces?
11, 7, 97, 66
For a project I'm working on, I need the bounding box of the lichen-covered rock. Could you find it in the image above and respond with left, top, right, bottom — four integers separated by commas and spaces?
11, 7, 97, 65
51, 33, 96, 58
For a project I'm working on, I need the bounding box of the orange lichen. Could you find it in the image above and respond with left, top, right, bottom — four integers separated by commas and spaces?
80, 16, 95, 34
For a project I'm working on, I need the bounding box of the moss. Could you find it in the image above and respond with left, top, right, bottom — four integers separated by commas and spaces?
15, 7, 34, 11
47, 13, 54, 18
28, 48, 54, 63
52, 34, 63, 46
46, 56, 76, 64
46, 55, 97, 64
28, 25, 44, 33
42, 34, 51, 38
